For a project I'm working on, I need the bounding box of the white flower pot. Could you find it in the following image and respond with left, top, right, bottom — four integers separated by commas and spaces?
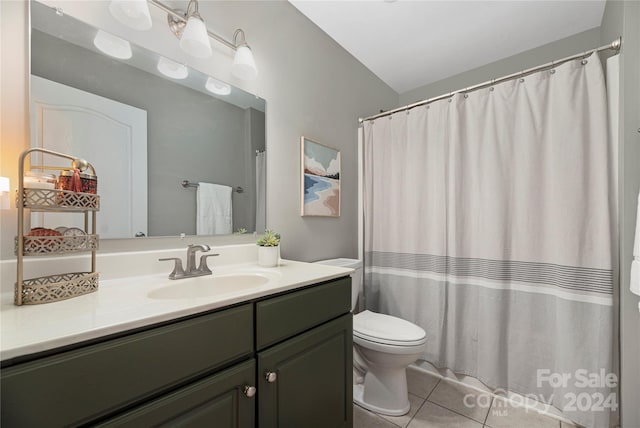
258, 245, 279, 267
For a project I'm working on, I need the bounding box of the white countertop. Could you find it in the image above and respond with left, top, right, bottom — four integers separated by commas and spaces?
0, 260, 352, 362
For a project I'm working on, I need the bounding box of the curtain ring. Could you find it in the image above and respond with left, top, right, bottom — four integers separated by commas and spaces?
448, 92, 453, 103
489, 79, 495, 92
581, 52, 589, 65
550, 60, 556, 74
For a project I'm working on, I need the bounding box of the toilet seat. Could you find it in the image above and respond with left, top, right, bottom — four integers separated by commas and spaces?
354, 310, 426, 347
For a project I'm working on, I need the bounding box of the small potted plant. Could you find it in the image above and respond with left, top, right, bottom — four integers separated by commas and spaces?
256, 229, 280, 267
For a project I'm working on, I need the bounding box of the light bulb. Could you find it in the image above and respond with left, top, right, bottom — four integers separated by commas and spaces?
0, 176, 9, 192
157, 57, 188, 79
232, 45, 258, 80
93, 30, 132, 59
0, 176, 10, 210
108, 0, 152, 31
179, 14, 212, 59
205, 77, 231, 95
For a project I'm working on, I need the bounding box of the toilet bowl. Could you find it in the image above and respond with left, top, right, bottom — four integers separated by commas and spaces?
314, 258, 427, 416
353, 310, 427, 415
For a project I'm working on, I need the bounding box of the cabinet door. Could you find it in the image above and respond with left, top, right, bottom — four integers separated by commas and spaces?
98, 359, 256, 428
258, 314, 353, 428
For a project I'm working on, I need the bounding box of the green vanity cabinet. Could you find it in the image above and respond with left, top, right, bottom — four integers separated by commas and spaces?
256, 276, 353, 428
1, 304, 254, 427
258, 315, 353, 428
1, 275, 353, 428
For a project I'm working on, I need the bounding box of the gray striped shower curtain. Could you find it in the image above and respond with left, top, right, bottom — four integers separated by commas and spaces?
363, 53, 615, 428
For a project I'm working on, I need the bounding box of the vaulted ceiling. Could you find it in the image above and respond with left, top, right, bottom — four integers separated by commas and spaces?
289, 1, 607, 94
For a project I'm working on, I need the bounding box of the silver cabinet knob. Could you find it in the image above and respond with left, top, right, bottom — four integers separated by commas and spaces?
265, 371, 277, 383
243, 385, 256, 398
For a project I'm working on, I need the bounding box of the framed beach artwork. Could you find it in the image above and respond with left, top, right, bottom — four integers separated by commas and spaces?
301, 137, 340, 217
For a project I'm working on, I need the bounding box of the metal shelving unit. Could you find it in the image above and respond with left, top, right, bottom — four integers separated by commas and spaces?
15, 148, 100, 305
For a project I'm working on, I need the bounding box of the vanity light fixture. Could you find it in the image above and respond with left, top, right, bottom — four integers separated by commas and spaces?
205, 77, 231, 95
93, 30, 133, 59
157, 56, 189, 79
108, 0, 152, 31
108, 0, 258, 79
232, 29, 258, 81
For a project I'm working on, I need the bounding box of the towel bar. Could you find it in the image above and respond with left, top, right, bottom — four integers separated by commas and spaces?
181, 180, 244, 194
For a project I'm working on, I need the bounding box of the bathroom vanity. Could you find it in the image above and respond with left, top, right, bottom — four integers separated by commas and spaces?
1, 260, 353, 427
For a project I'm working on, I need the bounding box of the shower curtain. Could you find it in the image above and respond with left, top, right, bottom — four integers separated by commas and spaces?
363, 53, 615, 428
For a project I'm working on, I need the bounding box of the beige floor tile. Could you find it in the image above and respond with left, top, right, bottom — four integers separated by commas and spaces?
407, 401, 483, 428
407, 366, 441, 399
427, 378, 492, 423
378, 394, 426, 428
354, 404, 401, 428
560, 421, 581, 428
504, 391, 567, 420
485, 397, 561, 428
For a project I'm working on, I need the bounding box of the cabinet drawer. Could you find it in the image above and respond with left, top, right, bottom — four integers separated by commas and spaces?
256, 277, 351, 350
98, 359, 256, 428
1, 304, 253, 428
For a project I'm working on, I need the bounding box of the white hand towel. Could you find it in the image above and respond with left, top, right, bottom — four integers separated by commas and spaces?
197, 182, 232, 235
631, 191, 640, 297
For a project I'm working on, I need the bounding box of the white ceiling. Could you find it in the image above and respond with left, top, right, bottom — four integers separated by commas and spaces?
289, 1, 607, 94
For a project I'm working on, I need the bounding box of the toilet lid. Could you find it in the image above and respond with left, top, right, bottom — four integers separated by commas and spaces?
353, 310, 426, 346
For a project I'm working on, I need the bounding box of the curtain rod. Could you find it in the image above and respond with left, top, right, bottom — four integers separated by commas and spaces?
359, 37, 622, 124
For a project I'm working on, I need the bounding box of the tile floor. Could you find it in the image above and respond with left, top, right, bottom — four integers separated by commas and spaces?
354, 366, 580, 428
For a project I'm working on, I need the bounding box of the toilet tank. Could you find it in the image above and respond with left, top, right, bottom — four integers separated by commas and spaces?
314, 258, 362, 311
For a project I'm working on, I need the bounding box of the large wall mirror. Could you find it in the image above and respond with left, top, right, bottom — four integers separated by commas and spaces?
29, 0, 266, 240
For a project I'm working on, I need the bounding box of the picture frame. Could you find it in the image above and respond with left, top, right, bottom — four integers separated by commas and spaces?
301, 136, 340, 217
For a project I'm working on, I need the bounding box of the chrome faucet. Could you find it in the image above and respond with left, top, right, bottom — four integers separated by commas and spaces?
186, 244, 210, 273
159, 244, 219, 280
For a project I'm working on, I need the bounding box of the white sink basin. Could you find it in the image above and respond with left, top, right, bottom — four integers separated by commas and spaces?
148, 273, 275, 300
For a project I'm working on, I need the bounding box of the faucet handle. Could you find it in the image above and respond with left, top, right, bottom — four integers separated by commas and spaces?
198, 253, 220, 274
159, 257, 185, 280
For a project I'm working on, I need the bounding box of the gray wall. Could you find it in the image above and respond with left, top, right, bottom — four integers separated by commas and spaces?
398, 28, 601, 106
0, 1, 29, 263
235, 2, 398, 261
31, 30, 259, 236
0, 0, 398, 260
601, 2, 640, 427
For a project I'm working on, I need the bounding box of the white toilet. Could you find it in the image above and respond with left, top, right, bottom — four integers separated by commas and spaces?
314, 258, 427, 416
